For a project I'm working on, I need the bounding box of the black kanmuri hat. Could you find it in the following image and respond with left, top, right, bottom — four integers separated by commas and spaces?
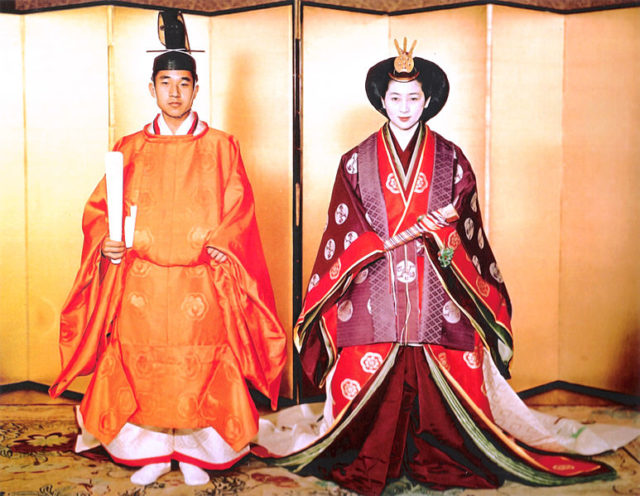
365, 39, 449, 122
149, 10, 203, 81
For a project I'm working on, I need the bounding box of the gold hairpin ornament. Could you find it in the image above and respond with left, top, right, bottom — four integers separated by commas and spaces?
393, 37, 417, 74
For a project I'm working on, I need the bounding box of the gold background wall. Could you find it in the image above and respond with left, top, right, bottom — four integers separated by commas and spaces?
0, 4, 638, 397
489, 6, 566, 390
560, 8, 640, 392
0, 13, 28, 383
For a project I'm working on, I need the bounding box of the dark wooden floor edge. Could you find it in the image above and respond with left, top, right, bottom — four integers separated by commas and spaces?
517, 380, 640, 407
0, 380, 84, 402
2, 379, 638, 407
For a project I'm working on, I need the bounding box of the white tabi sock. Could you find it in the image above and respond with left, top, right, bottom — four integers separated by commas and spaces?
179, 461, 210, 486
130, 462, 171, 485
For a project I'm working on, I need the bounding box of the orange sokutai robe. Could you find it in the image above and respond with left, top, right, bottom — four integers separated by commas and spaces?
50, 112, 287, 468
267, 123, 616, 495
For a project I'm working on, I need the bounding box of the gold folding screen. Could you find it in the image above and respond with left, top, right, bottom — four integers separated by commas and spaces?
0, 14, 28, 383
489, 6, 565, 391
301, 7, 387, 284
209, 7, 294, 396
1, 3, 638, 397
24, 8, 111, 389
561, 8, 640, 392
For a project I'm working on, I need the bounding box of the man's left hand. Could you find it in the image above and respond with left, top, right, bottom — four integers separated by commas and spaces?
206, 246, 228, 263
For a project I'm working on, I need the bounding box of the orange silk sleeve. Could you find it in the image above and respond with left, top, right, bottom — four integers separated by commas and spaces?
204, 137, 286, 409
49, 176, 125, 398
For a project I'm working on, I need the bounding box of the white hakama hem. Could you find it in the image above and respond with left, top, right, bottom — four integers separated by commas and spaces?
74, 406, 249, 469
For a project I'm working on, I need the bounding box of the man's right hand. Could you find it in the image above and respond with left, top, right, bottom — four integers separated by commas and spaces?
101, 238, 126, 260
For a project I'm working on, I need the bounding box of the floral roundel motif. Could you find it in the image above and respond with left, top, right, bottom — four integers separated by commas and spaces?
476, 276, 491, 297
346, 153, 358, 174
360, 352, 383, 374
324, 239, 336, 260
337, 300, 354, 322
225, 415, 245, 445
129, 293, 146, 308
464, 218, 475, 240
448, 230, 461, 250
177, 392, 199, 419
344, 231, 358, 249
97, 353, 117, 380
181, 351, 202, 380
133, 353, 152, 377
385, 173, 401, 194
437, 352, 451, 372
99, 410, 119, 437
470, 191, 478, 212
308, 273, 320, 292
414, 172, 429, 193
134, 228, 153, 251
335, 203, 349, 225
472, 255, 482, 275
188, 226, 209, 250
116, 387, 136, 413
329, 259, 342, 280
442, 300, 461, 324
341, 378, 361, 400
353, 269, 369, 284
463, 350, 481, 369
130, 258, 151, 278
396, 260, 417, 283
181, 293, 209, 321
355, 268, 368, 284
477, 228, 485, 250
490, 262, 504, 283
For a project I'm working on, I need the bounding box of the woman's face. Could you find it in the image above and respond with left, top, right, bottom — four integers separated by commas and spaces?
382, 79, 426, 130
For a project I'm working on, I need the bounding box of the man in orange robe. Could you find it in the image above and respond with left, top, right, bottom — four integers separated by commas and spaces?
49, 11, 286, 487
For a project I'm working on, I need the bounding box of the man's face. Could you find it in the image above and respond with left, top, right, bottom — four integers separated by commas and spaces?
382, 79, 426, 130
149, 70, 198, 121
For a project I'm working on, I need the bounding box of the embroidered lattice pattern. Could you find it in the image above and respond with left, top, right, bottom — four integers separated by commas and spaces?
418, 135, 455, 343
357, 133, 396, 343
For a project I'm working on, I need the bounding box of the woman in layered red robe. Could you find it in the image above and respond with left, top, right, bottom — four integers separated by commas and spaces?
261, 40, 631, 495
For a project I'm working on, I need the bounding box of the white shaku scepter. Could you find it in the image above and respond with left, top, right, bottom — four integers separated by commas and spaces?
105, 152, 137, 265
105, 152, 124, 264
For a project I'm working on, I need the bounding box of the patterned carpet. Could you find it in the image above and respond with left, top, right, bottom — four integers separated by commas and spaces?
0, 403, 638, 495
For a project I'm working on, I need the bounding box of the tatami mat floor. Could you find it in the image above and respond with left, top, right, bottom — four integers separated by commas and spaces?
0, 390, 638, 495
